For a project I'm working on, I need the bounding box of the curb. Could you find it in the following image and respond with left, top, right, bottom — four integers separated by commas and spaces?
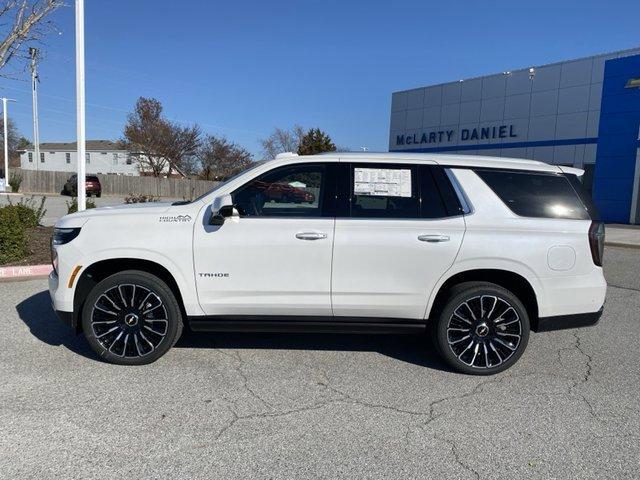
605, 241, 640, 250
0, 264, 52, 282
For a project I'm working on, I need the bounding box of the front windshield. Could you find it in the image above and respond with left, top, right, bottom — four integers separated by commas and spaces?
181, 161, 267, 204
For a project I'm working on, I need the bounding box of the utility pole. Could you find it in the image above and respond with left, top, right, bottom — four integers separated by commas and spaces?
29, 47, 41, 172
75, 0, 86, 210
1, 98, 15, 192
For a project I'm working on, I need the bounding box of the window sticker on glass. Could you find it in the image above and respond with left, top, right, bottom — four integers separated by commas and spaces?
354, 168, 412, 197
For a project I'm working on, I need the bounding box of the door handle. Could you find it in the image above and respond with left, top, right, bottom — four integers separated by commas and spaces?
418, 234, 450, 243
295, 232, 327, 241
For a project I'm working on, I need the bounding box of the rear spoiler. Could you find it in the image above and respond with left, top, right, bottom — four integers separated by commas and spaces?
558, 166, 585, 178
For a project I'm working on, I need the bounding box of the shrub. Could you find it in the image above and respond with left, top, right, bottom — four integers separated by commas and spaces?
4, 195, 47, 228
124, 193, 158, 204
66, 197, 96, 214
8, 173, 22, 193
0, 207, 28, 265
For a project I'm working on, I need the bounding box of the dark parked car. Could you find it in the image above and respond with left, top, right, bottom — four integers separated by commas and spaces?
63, 175, 102, 197
263, 182, 315, 203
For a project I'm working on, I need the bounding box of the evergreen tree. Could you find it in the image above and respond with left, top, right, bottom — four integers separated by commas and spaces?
297, 128, 336, 156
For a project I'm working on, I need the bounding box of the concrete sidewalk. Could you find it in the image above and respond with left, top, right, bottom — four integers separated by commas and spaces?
606, 224, 640, 249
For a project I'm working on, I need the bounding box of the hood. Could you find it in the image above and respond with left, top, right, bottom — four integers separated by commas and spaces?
55, 201, 177, 228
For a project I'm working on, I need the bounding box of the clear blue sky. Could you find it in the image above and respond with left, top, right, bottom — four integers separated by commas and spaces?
2, 0, 639, 158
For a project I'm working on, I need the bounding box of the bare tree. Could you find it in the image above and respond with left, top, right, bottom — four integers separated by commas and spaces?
0, 117, 21, 167
0, 0, 63, 74
122, 97, 201, 177
197, 135, 253, 181
259, 125, 305, 160
162, 122, 201, 177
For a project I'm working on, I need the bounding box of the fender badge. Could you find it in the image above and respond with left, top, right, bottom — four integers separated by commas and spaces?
159, 214, 192, 223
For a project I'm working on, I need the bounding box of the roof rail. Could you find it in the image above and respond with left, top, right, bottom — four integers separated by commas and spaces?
275, 152, 299, 160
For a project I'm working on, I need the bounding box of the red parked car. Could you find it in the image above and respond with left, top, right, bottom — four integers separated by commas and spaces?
263, 182, 315, 203
62, 174, 102, 197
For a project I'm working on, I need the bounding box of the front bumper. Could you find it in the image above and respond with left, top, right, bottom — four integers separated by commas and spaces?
49, 270, 78, 331
533, 306, 604, 332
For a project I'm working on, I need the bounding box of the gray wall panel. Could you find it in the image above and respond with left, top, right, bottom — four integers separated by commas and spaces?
424, 86, 442, 106
555, 112, 588, 139
557, 85, 590, 114
532, 64, 561, 92
440, 103, 460, 125
391, 91, 407, 112
461, 78, 482, 102
406, 88, 424, 109
504, 93, 530, 119
459, 101, 481, 124
482, 75, 507, 99
405, 109, 423, 129
442, 83, 461, 104
560, 59, 593, 88
422, 106, 442, 128
530, 90, 558, 116
529, 115, 557, 141
480, 97, 505, 122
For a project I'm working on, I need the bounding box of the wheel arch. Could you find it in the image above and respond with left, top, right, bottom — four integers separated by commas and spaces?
426, 269, 540, 328
72, 258, 187, 333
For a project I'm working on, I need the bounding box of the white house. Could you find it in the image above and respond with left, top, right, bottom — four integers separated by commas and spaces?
21, 140, 145, 176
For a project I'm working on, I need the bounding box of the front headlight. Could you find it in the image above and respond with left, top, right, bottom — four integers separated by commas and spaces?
52, 227, 81, 246
51, 228, 81, 274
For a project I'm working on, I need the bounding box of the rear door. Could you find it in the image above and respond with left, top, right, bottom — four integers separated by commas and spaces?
331, 162, 466, 320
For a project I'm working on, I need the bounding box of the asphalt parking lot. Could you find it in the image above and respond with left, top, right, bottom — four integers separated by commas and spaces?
1, 246, 639, 479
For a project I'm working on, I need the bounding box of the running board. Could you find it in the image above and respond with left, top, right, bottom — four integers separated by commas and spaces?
187, 316, 427, 334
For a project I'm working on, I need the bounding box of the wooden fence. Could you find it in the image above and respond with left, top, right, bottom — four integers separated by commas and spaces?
14, 169, 218, 199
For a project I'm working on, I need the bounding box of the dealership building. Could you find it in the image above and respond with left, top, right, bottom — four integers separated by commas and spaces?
389, 47, 640, 224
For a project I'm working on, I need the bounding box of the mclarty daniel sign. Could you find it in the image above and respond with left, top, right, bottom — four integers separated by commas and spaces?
396, 124, 517, 146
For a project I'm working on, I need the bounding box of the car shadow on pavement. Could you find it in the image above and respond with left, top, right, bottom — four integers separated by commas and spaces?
16, 290, 101, 361
16, 290, 451, 371
176, 329, 452, 371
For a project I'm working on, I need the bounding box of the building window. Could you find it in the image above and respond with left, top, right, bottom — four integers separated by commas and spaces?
85, 153, 90, 164
112, 153, 119, 165
66, 153, 71, 164
40, 152, 45, 163
28, 152, 33, 162
126, 154, 132, 165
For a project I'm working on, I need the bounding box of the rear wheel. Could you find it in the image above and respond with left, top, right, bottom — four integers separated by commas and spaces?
81, 270, 183, 365
434, 282, 530, 375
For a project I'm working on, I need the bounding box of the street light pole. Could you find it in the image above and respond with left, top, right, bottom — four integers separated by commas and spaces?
29, 48, 41, 173
1, 97, 15, 192
75, 0, 86, 210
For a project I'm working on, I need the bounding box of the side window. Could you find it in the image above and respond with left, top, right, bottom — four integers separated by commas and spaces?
419, 166, 451, 218
232, 163, 327, 218
476, 169, 590, 220
350, 164, 419, 218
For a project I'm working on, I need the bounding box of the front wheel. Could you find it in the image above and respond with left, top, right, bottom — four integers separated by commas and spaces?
81, 270, 183, 365
434, 282, 530, 375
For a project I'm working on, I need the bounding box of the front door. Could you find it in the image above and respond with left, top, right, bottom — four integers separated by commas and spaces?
331, 163, 466, 320
193, 162, 335, 316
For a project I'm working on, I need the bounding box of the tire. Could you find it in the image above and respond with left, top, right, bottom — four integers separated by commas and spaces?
81, 270, 183, 365
96, 192, 102, 198
433, 282, 530, 375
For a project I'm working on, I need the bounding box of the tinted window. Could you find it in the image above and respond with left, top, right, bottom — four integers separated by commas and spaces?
419, 166, 449, 218
87, 176, 99, 182
232, 163, 326, 217
350, 164, 419, 218
476, 169, 590, 220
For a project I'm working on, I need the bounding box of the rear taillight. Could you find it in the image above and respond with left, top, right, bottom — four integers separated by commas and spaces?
588, 221, 605, 267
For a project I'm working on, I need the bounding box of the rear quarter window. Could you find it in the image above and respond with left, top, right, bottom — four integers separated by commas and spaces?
475, 169, 591, 220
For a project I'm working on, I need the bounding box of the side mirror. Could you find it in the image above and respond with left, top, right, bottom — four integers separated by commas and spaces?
209, 194, 238, 225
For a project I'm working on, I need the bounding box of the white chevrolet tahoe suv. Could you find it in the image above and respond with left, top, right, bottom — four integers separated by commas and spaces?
49, 152, 606, 374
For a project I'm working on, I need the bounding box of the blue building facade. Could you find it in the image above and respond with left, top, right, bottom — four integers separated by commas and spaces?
389, 48, 640, 224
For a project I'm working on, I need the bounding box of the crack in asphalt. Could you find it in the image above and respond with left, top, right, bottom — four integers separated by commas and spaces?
607, 283, 640, 293
568, 331, 601, 423
216, 348, 272, 409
